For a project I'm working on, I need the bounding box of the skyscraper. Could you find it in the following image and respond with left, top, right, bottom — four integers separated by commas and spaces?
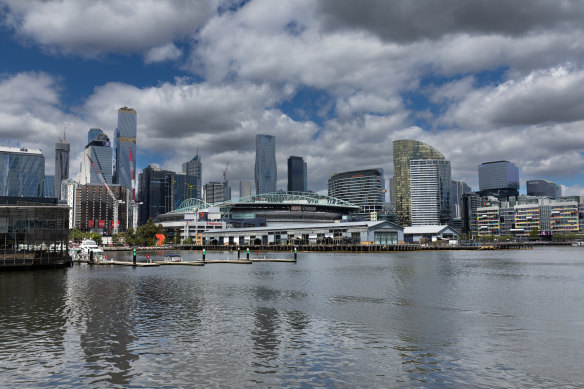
0, 146, 45, 197
451, 180, 471, 219
328, 168, 385, 215
478, 161, 519, 199
393, 140, 445, 226
138, 164, 174, 225
410, 160, 452, 226
240, 180, 252, 198
182, 154, 202, 199
54, 136, 70, 199
113, 107, 137, 191
288, 156, 307, 192
255, 134, 277, 194
79, 129, 112, 185
526, 179, 561, 198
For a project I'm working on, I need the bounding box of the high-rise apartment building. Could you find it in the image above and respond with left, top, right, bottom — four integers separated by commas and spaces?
79, 129, 112, 185
288, 156, 307, 192
255, 134, 277, 194
478, 160, 519, 199
54, 136, 70, 199
328, 168, 385, 215
409, 160, 452, 226
138, 164, 174, 225
526, 179, 561, 198
0, 146, 45, 197
182, 154, 202, 199
393, 140, 445, 226
113, 107, 137, 191
240, 180, 252, 199
74, 184, 128, 233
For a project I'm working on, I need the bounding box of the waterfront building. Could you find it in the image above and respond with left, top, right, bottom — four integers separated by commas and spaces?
476, 206, 501, 236
526, 179, 561, 198
478, 160, 519, 199
540, 202, 579, 235
451, 180, 471, 219
392, 140, 445, 227
44, 175, 55, 198
403, 225, 458, 243
113, 107, 137, 192
138, 164, 174, 225
409, 160, 452, 226
61, 178, 77, 229
255, 134, 277, 194
54, 136, 70, 199
171, 173, 198, 210
461, 192, 483, 237
182, 154, 202, 199
288, 156, 307, 192
74, 184, 128, 233
328, 168, 385, 217
0, 197, 70, 270
78, 129, 112, 185
240, 180, 252, 199
0, 146, 45, 197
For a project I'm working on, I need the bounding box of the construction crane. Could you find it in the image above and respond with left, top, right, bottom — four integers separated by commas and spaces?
87, 154, 123, 235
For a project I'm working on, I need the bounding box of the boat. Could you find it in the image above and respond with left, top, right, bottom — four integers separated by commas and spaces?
164, 254, 182, 262
78, 239, 104, 255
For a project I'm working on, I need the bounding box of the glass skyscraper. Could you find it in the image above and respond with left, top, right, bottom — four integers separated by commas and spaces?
410, 160, 451, 226
54, 137, 70, 199
393, 140, 445, 226
328, 168, 385, 214
114, 107, 137, 191
478, 160, 519, 199
0, 146, 45, 197
79, 129, 112, 185
255, 134, 277, 194
182, 154, 202, 199
526, 179, 561, 198
287, 156, 307, 192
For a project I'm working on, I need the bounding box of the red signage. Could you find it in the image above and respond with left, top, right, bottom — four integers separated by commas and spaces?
111, 220, 119, 227
98, 220, 105, 228
88, 220, 94, 228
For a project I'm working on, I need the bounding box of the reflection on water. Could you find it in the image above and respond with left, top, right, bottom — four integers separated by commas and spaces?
0, 247, 583, 387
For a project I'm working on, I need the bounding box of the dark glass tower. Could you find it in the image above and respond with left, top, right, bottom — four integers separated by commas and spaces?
287, 156, 307, 192
55, 137, 70, 199
182, 154, 202, 199
0, 146, 45, 197
255, 134, 277, 194
113, 107, 137, 191
478, 161, 519, 199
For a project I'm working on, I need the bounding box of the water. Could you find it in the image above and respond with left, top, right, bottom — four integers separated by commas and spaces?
1, 247, 583, 388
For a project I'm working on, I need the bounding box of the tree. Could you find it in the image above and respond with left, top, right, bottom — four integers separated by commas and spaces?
89, 232, 102, 245
528, 229, 538, 240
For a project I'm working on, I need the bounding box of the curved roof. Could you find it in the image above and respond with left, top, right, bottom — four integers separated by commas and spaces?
172, 191, 360, 213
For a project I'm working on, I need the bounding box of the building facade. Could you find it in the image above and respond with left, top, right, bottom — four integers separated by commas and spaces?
78, 129, 112, 185
409, 159, 452, 226
138, 164, 174, 225
182, 154, 202, 199
392, 140, 445, 227
44, 175, 55, 198
240, 180, 252, 199
526, 179, 561, 198
451, 180, 471, 219
113, 107, 137, 191
328, 168, 385, 216
74, 184, 128, 234
255, 134, 277, 194
54, 138, 70, 199
204, 181, 229, 203
0, 146, 45, 197
288, 156, 307, 192
478, 160, 519, 199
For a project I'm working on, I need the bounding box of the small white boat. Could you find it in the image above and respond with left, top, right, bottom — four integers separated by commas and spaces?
79, 239, 104, 254
164, 254, 182, 262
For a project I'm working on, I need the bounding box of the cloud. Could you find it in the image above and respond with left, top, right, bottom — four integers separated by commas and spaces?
561, 184, 584, 197
0, 0, 216, 56
144, 43, 183, 64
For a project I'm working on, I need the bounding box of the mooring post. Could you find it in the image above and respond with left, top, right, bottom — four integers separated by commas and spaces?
89, 250, 94, 264
237, 248, 240, 259
202, 248, 206, 262
246, 247, 250, 260
294, 247, 297, 261
132, 248, 137, 266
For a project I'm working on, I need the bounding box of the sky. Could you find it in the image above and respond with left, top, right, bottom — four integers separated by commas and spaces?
1, 0, 584, 198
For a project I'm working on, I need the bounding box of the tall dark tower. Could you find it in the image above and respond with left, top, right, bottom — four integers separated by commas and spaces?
54, 131, 70, 199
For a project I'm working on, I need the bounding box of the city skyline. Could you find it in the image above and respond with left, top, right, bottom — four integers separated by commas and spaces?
0, 1, 583, 196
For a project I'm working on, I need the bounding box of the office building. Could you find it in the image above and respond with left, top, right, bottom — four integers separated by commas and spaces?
409, 160, 452, 226
61, 178, 77, 228
79, 129, 112, 185
288, 156, 307, 192
182, 154, 202, 199
478, 160, 519, 199
328, 168, 385, 215
171, 173, 199, 210
54, 136, 70, 199
74, 184, 128, 233
44, 175, 55, 198
526, 179, 561, 198
113, 107, 137, 191
138, 164, 174, 225
461, 192, 482, 236
255, 134, 277, 194
0, 146, 45, 197
393, 140, 445, 226
451, 180, 471, 219
204, 181, 230, 203
240, 180, 252, 199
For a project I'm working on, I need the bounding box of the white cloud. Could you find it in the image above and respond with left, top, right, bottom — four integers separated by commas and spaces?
1, 0, 216, 56
144, 43, 182, 64
561, 184, 584, 197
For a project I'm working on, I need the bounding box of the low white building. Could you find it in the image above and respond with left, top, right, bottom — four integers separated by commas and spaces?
403, 225, 458, 243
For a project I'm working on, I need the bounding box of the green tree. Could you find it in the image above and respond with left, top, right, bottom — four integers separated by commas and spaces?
89, 232, 102, 245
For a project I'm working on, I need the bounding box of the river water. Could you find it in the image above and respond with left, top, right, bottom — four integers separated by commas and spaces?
1, 247, 583, 388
